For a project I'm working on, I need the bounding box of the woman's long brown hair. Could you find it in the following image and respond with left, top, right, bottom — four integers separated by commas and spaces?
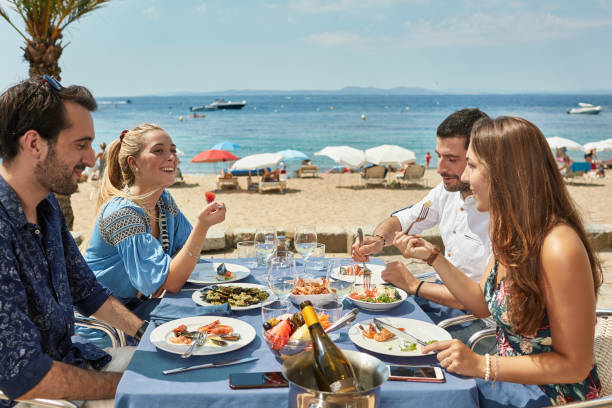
470, 116, 602, 335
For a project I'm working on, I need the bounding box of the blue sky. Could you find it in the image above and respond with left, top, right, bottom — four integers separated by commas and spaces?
1, 0, 611, 96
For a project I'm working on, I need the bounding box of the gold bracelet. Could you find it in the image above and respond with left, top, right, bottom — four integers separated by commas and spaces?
185, 248, 201, 260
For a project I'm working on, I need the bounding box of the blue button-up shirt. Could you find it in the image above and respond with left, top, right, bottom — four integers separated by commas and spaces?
0, 175, 112, 402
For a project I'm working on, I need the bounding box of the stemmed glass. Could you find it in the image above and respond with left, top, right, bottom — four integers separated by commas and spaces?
294, 225, 317, 264
255, 227, 277, 266
267, 254, 297, 303
326, 259, 357, 300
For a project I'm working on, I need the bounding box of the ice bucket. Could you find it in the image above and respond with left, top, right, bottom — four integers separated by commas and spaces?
282, 349, 388, 408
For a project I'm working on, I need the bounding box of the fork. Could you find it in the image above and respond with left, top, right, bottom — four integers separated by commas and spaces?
357, 228, 371, 291
181, 332, 206, 358
404, 200, 432, 235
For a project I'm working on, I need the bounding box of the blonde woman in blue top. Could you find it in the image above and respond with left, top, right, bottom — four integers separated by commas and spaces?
79, 124, 225, 346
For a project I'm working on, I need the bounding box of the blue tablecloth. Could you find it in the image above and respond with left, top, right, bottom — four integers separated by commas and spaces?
115, 259, 478, 408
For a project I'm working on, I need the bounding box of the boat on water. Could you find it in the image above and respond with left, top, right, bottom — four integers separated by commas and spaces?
190, 98, 247, 112
567, 102, 602, 115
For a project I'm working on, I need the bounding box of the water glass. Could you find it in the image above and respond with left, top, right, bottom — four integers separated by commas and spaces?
267, 255, 297, 301
262, 300, 292, 330
315, 300, 344, 341
294, 225, 317, 260
255, 227, 277, 266
326, 259, 357, 300
237, 240, 258, 268
304, 243, 325, 270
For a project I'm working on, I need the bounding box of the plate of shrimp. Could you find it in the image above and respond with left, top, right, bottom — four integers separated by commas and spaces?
348, 318, 451, 357
149, 316, 256, 356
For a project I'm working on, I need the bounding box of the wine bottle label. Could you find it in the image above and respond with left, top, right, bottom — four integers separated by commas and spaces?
329, 378, 357, 393
302, 305, 319, 327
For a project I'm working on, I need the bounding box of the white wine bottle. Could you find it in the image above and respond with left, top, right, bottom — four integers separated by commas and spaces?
300, 300, 360, 393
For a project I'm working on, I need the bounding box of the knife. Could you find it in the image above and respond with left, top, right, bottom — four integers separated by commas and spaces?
163, 356, 258, 375
372, 318, 427, 347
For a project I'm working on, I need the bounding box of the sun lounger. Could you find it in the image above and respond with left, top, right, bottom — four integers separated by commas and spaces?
397, 164, 426, 187
361, 165, 387, 187
216, 176, 240, 190
259, 179, 287, 193
296, 165, 318, 178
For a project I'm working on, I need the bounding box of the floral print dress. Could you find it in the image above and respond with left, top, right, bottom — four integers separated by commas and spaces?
484, 260, 601, 405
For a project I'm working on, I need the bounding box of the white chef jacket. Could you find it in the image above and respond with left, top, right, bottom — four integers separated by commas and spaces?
394, 182, 492, 282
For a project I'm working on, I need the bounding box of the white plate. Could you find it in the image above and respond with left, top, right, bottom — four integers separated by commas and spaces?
192, 283, 276, 311
289, 292, 337, 307
150, 316, 256, 356
348, 317, 451, 357
330, 263, 386, 285
347, 287, 408, 311
187, 262, 250, 285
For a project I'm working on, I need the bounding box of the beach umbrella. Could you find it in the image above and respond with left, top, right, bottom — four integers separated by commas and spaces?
584, 139, 612, 152
190, 149, 239, 163
314, 146, 366, 169
211, 141, 242, 151
546, 136, 584, 151
277, 149, 308, 161
231, 153, 283, 170
365, 144, 416, 166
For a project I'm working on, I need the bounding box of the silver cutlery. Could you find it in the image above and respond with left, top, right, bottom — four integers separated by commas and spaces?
163, 356, 259, 375
405, 200, 432, 235
325, 308, 359, 334
357, 228, 371, 291
372, 318, 428, 347
181, 332, 205, 358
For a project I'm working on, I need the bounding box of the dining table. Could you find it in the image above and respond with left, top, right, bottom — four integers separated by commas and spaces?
114, 258, 478, 408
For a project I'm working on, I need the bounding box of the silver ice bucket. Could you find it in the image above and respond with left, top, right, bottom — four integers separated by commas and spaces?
282, 350, 388, 408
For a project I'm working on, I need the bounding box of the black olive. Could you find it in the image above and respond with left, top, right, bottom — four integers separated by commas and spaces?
263, 321, 272, 330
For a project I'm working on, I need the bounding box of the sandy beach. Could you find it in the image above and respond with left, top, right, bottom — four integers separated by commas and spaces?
71, 169, 612, 307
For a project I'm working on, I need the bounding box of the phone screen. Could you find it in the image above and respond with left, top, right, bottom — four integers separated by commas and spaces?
229, 372, 289, 389
388, 365, 445, 382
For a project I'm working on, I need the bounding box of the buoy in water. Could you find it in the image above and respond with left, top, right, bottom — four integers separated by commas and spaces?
179, 116, 184, 121
361, 114, 366, 120
330, 106, 334, 110
405, 106, 410, 111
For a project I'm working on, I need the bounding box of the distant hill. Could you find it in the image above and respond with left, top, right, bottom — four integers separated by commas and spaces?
158, 86, 439, 97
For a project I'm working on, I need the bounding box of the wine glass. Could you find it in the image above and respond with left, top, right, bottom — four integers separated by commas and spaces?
267, 255, 297, 302
294, 225, 317, 262
326, 259, 357, 300
255, 227, 277, 266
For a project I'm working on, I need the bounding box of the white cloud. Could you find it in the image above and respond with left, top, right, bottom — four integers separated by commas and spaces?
306, 31, 366, 47
196, 2, 207, 15
290, 0, 422, 13
400, 12, 612, 47
143, 7, 159, 20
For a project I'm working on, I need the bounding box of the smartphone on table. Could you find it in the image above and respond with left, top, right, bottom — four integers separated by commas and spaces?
387, 365, 445, 382
229, 371, 289, 389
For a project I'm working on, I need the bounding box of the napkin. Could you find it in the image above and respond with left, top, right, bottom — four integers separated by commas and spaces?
149, 302, 232, 325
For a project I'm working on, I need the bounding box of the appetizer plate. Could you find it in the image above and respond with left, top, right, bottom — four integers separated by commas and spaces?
347, 287, 408, 312
150, 316, 256, 356
187, 262, 250, 285
192, 282, 276, 311
348, 317, 451, 357
330, 263, 386, 285
289, 292, 337, 307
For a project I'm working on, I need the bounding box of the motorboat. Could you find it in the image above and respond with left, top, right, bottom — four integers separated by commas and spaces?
190, 98, 247, 112
567, 102, 602, 115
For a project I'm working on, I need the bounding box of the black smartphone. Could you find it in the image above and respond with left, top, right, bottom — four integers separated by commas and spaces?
388, 365, 445, 382
229, 372, 289, 389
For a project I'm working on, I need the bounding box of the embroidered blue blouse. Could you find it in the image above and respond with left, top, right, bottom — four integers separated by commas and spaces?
0, 176, 112, 403
83, 189, 191, 304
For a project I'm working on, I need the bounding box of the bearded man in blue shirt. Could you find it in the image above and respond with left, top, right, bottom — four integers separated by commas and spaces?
0, 76, 147, 407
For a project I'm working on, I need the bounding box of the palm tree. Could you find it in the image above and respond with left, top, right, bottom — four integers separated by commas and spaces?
0, 0, 111, 80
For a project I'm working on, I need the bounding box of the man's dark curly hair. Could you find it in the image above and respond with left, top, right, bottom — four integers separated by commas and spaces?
436, 108, 489, 149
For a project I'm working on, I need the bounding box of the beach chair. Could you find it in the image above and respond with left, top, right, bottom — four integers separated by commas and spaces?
296, 165, 318, 178
216, 175, 240, 190
259, 178, 287, 193
362, 165, 387, 187
439, 309, 612, 407
0, 316, 126, 407
397, 164, 426, 187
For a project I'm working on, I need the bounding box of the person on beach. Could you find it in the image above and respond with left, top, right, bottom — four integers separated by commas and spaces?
396, 116, 602, 407
0, 76, 146, 406
425, 151, 432, 168
352, 108, 492, 328
79, 124, 226, 347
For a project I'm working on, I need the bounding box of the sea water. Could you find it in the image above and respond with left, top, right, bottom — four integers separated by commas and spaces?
92, 94, 612, 175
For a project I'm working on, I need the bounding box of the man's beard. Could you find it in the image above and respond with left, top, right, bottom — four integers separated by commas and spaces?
34, 144, 83, 195
440, 172, 470, 193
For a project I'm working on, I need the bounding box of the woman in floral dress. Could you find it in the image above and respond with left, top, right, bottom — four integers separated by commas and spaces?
393, 116, 602, 407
